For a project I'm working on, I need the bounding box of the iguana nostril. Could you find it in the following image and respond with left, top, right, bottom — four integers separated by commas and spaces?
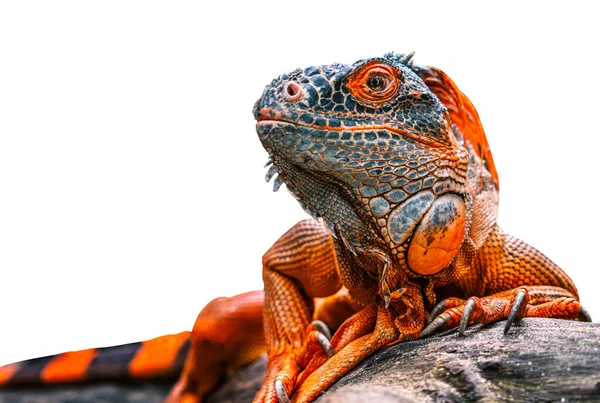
283, 81, 303, 102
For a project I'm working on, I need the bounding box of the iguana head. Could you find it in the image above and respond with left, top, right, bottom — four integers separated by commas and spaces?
254, 53, 471, 279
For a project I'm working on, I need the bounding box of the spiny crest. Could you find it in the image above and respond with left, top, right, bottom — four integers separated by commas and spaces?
384, 51, 416, 69
264, 159, 285, 193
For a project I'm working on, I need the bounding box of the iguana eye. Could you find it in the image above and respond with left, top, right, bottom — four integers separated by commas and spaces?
346, 62, 400, 105
367, 75, 387, 91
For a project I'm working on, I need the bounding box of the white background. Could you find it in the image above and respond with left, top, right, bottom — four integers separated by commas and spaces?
1, 1, 598, 366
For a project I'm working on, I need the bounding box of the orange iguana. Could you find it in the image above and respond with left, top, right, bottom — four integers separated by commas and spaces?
0, 52, 590, 403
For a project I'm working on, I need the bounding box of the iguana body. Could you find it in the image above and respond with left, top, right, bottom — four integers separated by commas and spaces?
0, 53, 588, 403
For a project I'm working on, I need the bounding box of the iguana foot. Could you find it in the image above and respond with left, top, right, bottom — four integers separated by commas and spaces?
282, 287, 424, 402
290, 305, 398, 403
294, 305, 377, 389
421, 286, 585, 338
262, 306, 379, 403
254, 321, 334, 403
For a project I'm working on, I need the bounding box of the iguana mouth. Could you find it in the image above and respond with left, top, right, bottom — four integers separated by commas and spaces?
256, 107, 446, 148
255, 107, 295, 125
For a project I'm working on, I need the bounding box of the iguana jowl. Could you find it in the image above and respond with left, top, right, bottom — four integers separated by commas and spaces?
0, 53, 590, 403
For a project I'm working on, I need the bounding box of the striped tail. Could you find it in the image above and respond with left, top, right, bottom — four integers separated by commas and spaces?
0, 331, 190, 387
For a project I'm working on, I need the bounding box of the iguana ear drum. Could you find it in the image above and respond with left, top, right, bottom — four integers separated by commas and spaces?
406, 193, 466, 275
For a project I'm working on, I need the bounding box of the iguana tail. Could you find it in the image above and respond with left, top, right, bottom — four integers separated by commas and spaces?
0, 331, 190, 386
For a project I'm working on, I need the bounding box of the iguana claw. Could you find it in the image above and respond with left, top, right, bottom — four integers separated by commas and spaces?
504, 289, 527, 334
427, 297, 465, 325
312, 320, 332, 340
275, 378, 291, 403
578, 306, 592, 322
419, 316, 446, 338
428, 301, 447, 325
316, 332, 334, 358
459, 298, 477, 336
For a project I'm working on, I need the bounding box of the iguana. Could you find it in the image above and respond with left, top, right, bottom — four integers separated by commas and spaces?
0, 53, 590, 403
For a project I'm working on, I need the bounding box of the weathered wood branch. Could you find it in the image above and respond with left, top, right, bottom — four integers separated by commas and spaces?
1, 319, 598, 402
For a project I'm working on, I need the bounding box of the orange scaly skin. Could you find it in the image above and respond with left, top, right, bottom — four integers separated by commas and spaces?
0, 53, 589, 402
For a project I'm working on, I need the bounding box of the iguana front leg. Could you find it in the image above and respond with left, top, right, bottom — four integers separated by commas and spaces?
253, 219, 349, 403
423, 226, 590, 337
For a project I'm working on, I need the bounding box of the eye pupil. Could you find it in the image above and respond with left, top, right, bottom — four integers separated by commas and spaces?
368, 75, 385, 90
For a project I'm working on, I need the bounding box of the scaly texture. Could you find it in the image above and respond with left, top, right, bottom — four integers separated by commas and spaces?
0, 53, 588, 403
